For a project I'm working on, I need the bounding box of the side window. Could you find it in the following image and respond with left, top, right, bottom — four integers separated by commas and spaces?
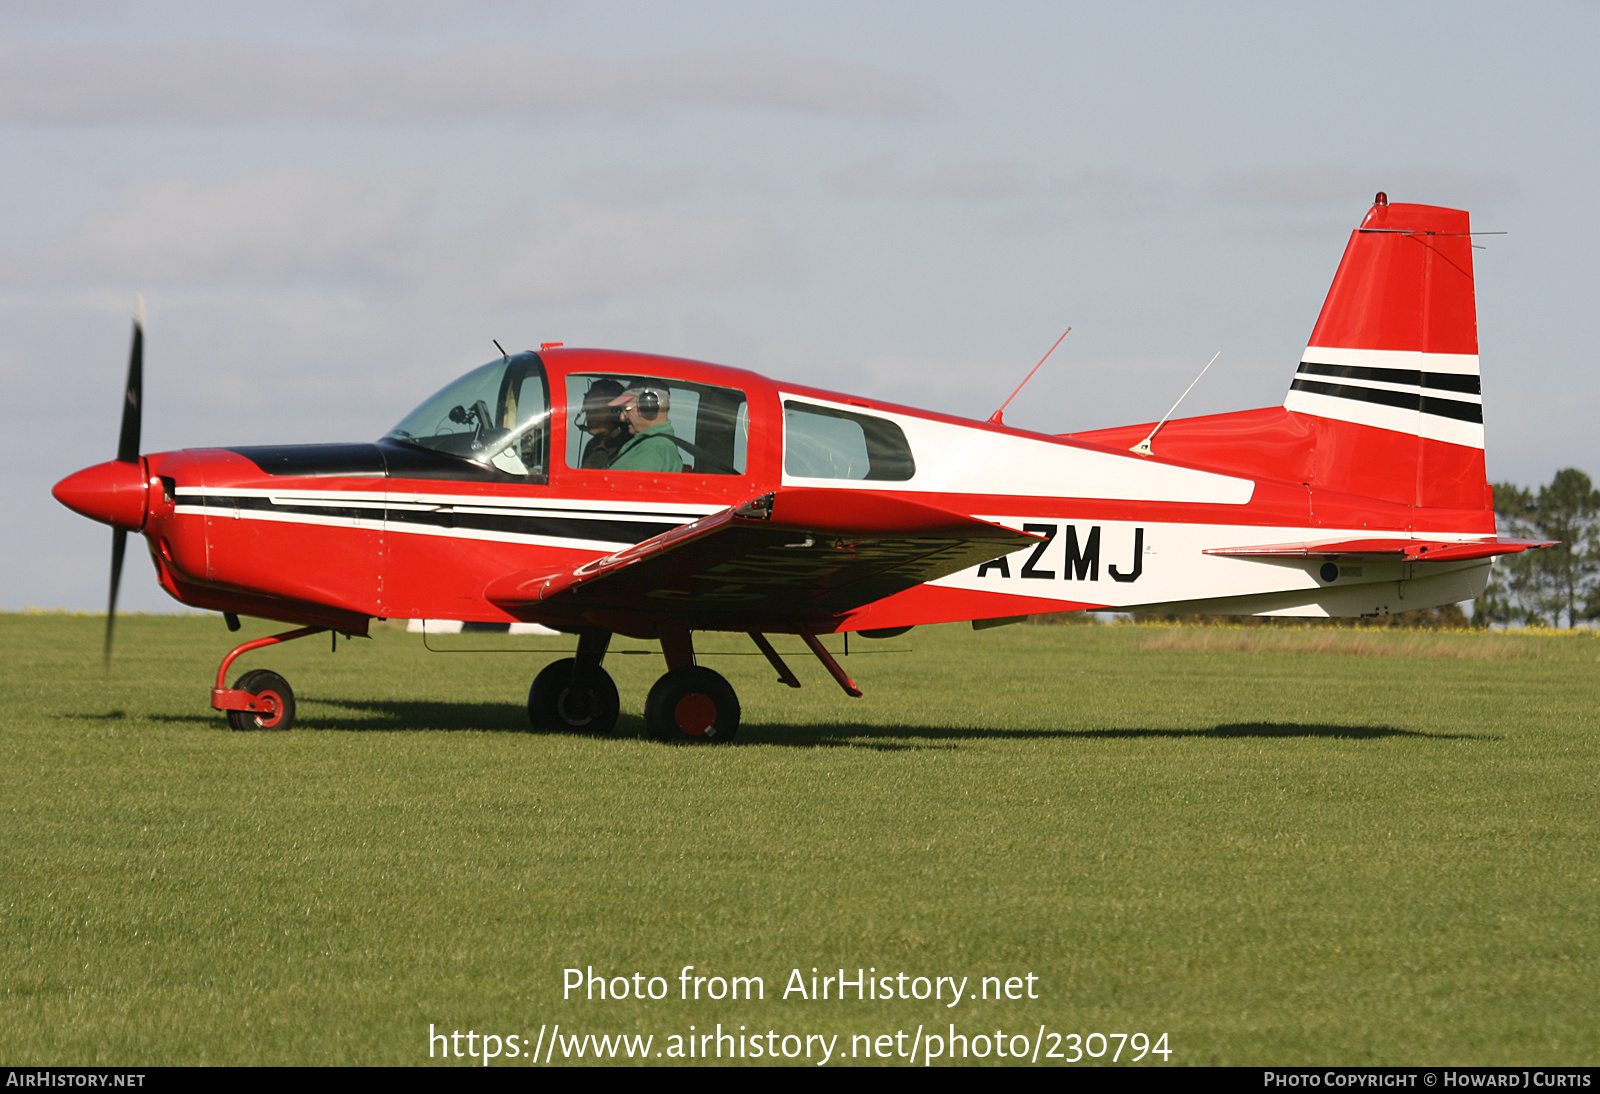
783, 401, 915, 481
566, 374, 748, 474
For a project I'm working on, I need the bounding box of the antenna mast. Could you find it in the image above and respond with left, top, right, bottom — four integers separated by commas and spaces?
989, 327, 1071, 425
1130, 351, 1220, 456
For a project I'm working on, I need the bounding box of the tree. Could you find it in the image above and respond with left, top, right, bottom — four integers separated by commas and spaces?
1477, 469, 1600, 628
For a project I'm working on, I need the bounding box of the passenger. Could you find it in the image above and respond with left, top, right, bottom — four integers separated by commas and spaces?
577, 378, 627, 469
608, 385, 683, 472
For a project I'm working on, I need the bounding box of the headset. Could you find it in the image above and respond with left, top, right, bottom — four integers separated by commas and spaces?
635, 388, 660, 420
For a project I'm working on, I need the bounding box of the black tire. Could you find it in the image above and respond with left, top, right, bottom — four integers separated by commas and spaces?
528, 658, 620, 734
226, 669, 295, 731
644, 666, 740, 744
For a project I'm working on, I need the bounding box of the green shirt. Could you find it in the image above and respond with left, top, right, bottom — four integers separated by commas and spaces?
609, 421, 682, 473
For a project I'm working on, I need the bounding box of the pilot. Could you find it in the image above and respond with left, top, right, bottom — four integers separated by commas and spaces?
607, 385, 683, 472
577, 378, 627, 469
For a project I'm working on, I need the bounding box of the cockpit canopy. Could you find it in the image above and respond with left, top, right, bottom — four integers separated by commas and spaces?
385, 353, 550, 479
384, 350, 916, 485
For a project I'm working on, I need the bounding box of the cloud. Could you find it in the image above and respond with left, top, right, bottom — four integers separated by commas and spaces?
0, 0, 122, 21
926, 161, 1024, 201
1207, 165, 1518, 210
9, 168, 790, 304
447, 202, 792, 305
28, 168, 434, 285
328, 0, 544, 35
1051, 169, 1172, 217
0, 40, 936, 124
829, 155, 1026, 201
827, 160, 1173, 220
557, 162, 757, 205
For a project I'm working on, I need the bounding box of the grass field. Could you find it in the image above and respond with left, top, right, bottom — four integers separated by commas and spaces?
2, 613, 1597, 1066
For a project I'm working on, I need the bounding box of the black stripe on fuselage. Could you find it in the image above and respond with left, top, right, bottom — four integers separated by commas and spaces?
1296, 360, 1481, 395
1289, 378, 1484, 423
180, 493, 680, 545
226, 444, 387, 477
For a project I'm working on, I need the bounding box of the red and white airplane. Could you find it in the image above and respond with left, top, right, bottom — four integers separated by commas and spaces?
54, 196, 1544, 742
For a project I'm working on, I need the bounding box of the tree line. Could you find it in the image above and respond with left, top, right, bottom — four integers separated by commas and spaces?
1478, 468, 1600, 629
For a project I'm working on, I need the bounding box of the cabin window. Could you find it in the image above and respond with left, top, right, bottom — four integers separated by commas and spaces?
384, 353, 550, 481
565, 374, 748, 474
783, 401, 915, 481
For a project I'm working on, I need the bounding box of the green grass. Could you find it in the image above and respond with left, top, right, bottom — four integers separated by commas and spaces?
2, 614, 1598, 1066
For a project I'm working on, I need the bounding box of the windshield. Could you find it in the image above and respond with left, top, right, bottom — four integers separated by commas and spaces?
386, 353, 551, 479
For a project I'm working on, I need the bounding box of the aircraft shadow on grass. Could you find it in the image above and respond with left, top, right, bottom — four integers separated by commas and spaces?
126, 700, 1496, 746
725, 722, 1496, 748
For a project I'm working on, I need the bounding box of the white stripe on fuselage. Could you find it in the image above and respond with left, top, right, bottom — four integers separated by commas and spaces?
172, 504, 639, 552
172, 489, 720, 551
778, 392, 1256, 503
181, 485, 720, 521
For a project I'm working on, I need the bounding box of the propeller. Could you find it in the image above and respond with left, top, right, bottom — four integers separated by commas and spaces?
104, 296, 144, 670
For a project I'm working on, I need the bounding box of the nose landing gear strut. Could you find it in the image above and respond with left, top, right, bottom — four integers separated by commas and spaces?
211, 625, 323, 731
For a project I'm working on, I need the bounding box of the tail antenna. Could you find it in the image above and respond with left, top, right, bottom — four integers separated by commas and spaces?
1130, 351, 1221, 456
988, 327, 1071, 425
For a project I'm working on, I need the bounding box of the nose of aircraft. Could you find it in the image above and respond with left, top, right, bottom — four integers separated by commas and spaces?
53, 460, 150, 530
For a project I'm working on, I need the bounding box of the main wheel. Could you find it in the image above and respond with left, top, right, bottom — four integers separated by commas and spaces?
644, 666, 740, 744
528, 658, 620, 734
227, 669, 295, 731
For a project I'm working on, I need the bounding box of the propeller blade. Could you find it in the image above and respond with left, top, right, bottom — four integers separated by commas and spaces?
107, 296, 142, 670
117, 296, 143, 464
105, 527, 126, 671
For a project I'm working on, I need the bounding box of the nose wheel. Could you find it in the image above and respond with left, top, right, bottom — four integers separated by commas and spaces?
528, 657, 620, 734
226, 669, 295, 731
645, 666, 740, 744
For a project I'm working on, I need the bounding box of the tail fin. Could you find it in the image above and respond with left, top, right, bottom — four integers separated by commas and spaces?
1067, 197, 1493, 529
1273, 197, 1484, 511
1284, 197, 1487, 512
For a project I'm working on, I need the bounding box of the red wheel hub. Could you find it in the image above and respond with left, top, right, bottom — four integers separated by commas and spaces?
674, 693, 717, 736
254, 691, 283, 728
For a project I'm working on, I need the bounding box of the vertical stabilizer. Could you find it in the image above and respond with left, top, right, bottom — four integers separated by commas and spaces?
1283, 199, 1488, 513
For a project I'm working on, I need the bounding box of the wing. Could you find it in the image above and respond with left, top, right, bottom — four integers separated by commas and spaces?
483, 488, 1040, 626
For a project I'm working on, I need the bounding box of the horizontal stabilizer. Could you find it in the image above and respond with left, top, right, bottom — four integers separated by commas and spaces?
1204, 536, 1554, 563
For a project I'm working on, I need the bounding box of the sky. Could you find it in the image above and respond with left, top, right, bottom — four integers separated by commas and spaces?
5, 0, 1598, 612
